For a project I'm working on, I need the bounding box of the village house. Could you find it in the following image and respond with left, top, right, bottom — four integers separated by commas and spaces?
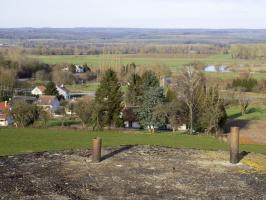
37, 96, 60, 113
0, 101, 13, 127
31, 86, 46, 96
75, 65, 85, 73
56, 85, 70, 100
122, 106, 141, 129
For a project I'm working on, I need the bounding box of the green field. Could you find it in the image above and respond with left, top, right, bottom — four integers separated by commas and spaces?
227, 105, 266, 121
206, 72, 266, 80
0, 128, 265, 156
31, 54, 266, 79
31, 54, 211, 68
31, 53, 266, 68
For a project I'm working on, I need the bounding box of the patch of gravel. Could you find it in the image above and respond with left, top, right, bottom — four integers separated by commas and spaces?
0, 146, 265, 200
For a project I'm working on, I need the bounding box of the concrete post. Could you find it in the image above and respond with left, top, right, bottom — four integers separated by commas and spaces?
92, 137, 102, 162
229, 127, 240, 164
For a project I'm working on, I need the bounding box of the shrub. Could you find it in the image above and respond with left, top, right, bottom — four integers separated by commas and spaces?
232, 78, 258, 92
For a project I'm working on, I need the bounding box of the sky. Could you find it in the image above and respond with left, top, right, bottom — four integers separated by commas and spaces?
1, 0, 266, 29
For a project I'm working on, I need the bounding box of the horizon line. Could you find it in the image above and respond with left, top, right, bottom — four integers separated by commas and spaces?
1, 26, 266, 30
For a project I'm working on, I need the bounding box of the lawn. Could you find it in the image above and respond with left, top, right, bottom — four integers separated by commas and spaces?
0, 128, 265, 156
65, 82, 127, 92
66, 82, 100, 92
227, 105, 266, 121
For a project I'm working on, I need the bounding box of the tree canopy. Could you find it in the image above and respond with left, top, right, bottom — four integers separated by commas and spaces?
45, 82, 59, 96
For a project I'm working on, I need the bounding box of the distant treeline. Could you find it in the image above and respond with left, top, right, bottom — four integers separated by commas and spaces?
230, 44, 266, 59
22, 43, 227, 55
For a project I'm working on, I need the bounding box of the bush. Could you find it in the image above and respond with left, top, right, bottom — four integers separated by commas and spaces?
11, 101, 40, 127
232, 78, 258, 92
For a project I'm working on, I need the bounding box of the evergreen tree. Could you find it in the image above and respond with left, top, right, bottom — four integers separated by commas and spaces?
136, 87, 165, 132
126, 73, 142, 106
45, 81, 59, 96
94, 69, 123, 129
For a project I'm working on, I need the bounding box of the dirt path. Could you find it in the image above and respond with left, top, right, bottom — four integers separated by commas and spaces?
0, 146, 266, 200
225, 120, 266, 144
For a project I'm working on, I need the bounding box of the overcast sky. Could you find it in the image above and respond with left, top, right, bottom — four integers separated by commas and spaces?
1, 0, 266, 28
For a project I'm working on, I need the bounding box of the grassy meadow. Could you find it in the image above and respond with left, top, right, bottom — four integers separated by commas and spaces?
227, 105, 266, 121
0, 128, 266, 156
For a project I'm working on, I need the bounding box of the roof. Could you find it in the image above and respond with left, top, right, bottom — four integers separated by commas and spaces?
38, 95, 58, 105
36, 85, 46, 93
0, 102, 10, 119
0, 102, 10, 110
56, 85, 70, 93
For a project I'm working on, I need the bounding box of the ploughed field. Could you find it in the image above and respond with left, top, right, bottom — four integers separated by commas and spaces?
0, 145, 266, 200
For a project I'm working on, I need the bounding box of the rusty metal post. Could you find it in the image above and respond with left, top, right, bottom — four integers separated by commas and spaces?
229, 127, 240, 164
92, 137, 102, 162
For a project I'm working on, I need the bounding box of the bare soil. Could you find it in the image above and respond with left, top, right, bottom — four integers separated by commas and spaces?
225, 120, 266, 144
0, 146, 266, 200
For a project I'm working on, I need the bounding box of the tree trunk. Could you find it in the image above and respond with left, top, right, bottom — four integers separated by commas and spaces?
189, 105, 193, 134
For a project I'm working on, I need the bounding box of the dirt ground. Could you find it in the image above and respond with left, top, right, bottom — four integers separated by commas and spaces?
0, 145, 266, 200
225, 120, 266, 144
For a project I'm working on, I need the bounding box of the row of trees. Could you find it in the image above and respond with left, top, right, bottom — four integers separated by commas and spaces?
26, 44, 226, 56
230, 44, 266, 59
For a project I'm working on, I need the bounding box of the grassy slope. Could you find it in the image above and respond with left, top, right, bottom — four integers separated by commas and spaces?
227, 105, 266, 121
0, 128, 265, 156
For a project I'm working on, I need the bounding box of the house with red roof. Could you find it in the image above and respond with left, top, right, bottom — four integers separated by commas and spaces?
0, 101, 13, 126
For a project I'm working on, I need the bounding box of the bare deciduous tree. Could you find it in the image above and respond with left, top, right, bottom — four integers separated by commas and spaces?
238, 92, 249, 115
176, 66, 204, 134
